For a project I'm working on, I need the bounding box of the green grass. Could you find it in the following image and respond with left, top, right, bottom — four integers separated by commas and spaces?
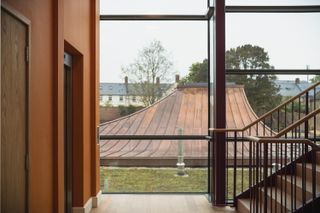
100, 167, 249, 199
101, 167, 208, 193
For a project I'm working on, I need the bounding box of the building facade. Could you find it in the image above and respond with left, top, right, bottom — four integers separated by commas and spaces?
99, 77, 176, 107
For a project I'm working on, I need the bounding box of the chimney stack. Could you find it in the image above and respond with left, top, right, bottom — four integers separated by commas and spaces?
295, 78, 300, 84
124, 76, 128, 85
156, 77, 160, 85
175, 74, 180, 83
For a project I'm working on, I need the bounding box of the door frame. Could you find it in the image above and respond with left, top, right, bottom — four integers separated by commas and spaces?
1, 2, 31, 212
64, 52, 73, 213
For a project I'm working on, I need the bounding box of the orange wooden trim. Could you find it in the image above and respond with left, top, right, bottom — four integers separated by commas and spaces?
52, 0, 64, 212
90, 0, 100, 197
1, 2, 31, 25
64, 40, 85, 207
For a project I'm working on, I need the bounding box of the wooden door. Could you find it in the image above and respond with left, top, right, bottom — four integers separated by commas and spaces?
1, 7, 28, 213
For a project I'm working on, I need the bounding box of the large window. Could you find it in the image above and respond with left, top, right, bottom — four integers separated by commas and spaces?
100, 0, 211, 194
99, 1, 320, 204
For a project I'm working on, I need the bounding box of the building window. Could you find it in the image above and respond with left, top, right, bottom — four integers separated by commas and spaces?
132, 96, 136, 102
119, 96, 124, 101
108, 96, 112, 101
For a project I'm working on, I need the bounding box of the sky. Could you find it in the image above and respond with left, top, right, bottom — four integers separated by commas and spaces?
100, 0, 320, 83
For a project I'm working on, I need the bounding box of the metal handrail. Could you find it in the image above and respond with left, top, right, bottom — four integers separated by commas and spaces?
245, 136, 320, 151
275, 108, 320, 137
209, 81, 320, 133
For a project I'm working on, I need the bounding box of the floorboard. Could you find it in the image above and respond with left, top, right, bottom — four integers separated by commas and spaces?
90, 194, 236, 213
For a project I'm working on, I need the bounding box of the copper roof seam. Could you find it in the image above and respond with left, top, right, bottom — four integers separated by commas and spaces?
240, 88, 261, 136
104, 114, 145, 156
100, 118, 130, 150
118, 103, 160, 157
134, 96, 170, 157
163, 89, 190, 156
227, 88, 238, 130
112, 108, 149, 156
128, 95, 175, 158
151, 90, 183, 157
193, 88, 203, 135
234, 88, 250, 131
148, 94, 179, 157
163, 90, 187, 157
116, 110, 149, 157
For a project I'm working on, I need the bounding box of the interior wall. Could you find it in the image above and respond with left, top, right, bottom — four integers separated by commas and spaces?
1, 0, 99, 212
2, 1, 55, 211
64, 0, 100, 207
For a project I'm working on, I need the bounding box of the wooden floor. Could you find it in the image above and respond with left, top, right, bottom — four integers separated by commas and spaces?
90, 194, 236, 213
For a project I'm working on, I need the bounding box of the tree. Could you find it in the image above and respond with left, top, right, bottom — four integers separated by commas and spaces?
181, 44, 281, 116
311, 75, 320, 83
122, 40, 174, 106
226, 44, 281, 116
179, 59, 208, 84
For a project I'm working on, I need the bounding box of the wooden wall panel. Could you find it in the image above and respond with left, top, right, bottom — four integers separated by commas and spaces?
2, 0, 99, 211
1, 8, 27, 212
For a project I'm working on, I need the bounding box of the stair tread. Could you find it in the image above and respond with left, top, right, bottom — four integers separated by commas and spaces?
261, 186, 302, 210
296, 163, 320, 170
238, 198, 250, 208
277, 175, 320, 193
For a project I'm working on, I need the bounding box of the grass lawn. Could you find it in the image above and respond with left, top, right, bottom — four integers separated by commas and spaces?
100, 167, 249, 199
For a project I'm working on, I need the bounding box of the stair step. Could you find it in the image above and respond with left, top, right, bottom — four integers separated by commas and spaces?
296, 163, 320, 183
260, 187, 302, 212
237, 187, 295, 213
237, 198, 250, 213
276, 175, 320, 202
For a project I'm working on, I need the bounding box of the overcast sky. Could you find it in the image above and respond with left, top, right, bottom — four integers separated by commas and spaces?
100, 0, 320, 83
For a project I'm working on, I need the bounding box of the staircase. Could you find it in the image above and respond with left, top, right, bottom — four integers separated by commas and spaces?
211, 82, 320, 213
237, 149, 320, 213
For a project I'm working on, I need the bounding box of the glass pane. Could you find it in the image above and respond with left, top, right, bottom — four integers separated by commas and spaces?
100, 20, 210, 193
100, 21, 207, 84
226, 13, 320, 69
100, 0, 208, 15
100, 139, 208, 193
227, 0, 320, 6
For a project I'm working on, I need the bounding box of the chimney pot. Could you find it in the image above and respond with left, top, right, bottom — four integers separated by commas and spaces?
295, 78, 300, 84
175, 75, 180, 83
124, 76, 128, 85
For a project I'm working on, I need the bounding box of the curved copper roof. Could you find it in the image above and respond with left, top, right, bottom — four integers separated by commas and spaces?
99, 85, 268, 166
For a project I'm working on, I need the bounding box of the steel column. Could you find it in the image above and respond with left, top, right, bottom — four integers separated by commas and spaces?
213, 0, 226, 206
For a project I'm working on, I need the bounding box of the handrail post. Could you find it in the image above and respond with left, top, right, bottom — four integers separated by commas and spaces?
263, 143, 268, 213
305, 92, 309, 139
